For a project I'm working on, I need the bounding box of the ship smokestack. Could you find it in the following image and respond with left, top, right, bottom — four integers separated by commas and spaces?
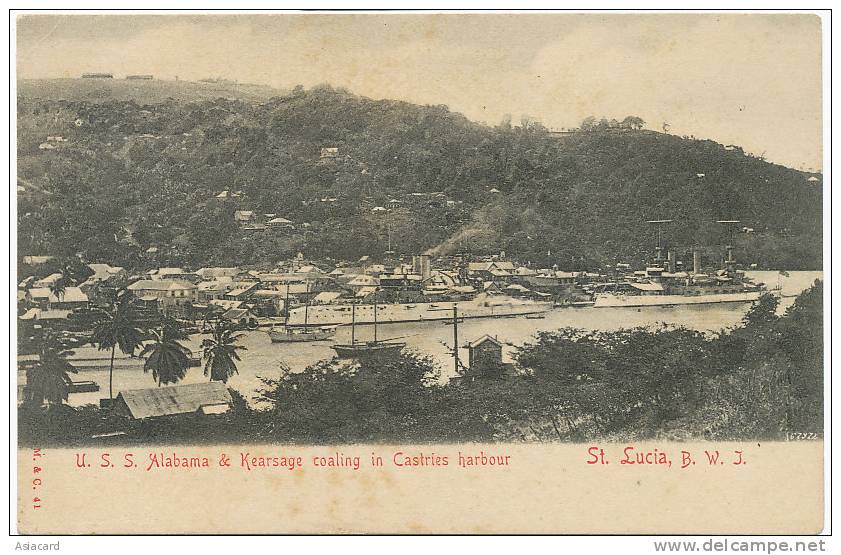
412, 254, 431, 281
667, 250, 676, 273
693, 250, 700, 274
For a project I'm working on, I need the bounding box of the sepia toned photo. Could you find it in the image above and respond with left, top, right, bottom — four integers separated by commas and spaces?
12, 11, 827, 536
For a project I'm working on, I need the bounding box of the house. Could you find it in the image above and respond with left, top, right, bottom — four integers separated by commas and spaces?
503, 283, 532, 297
267, 217, 294, 228
26, 287, 89, 310
19, 308, 73, 324
195, 281, 233, 303
222, 282, 260, 301
320, 147, 339, 159
221, 307, 256, 327
197, 267, 240, 279
379, 272, 423, 290
113, 382, 232, 420
250, 290, 287, 315
234, 210, 255, 223
468, 261, 515, 281
347, 275, 380, 292
22, 255, 54, 266
364, 264, 387, 276
81, 263, 126, 289
33, 273, 63, 288
127, 280, 196, 308
482, 281, 505, 295
149, 268, 200, 283
514, 266, 537, 276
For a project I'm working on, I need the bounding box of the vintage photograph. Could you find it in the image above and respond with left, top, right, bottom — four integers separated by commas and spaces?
13, 11, 826, 536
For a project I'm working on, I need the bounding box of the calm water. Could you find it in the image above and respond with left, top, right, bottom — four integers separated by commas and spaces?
36, 270, 822, 407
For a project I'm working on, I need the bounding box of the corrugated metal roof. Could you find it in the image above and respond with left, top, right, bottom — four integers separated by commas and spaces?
117, 382, 232, 419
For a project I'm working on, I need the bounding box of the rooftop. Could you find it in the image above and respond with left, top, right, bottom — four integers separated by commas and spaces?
116, 382, 232, 419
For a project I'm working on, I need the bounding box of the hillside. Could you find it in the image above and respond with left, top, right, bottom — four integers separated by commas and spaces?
17, 78, 286, 104
16, 85, 823, 271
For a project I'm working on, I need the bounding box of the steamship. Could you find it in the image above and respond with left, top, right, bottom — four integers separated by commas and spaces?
286, 294, 553, 327
592, 221, 771, 309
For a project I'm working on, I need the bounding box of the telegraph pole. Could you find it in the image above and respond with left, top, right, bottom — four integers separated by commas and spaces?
452, 306, 459, 374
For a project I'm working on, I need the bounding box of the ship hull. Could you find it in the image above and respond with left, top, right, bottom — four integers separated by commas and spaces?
286, 296, 554, 327
592, 291, 762, 308
268, 328, 336, 343
332, 342, 406, 358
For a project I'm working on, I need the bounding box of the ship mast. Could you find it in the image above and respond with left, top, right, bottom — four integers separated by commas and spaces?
716, 220, 740, 274
646, 220, 673, 265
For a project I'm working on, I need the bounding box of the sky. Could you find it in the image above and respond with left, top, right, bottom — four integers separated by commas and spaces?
15, 13, 823, 170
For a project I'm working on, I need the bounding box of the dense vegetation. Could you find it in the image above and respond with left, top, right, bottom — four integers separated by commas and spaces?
19, 281, 823, 446
18, 82, 822, 271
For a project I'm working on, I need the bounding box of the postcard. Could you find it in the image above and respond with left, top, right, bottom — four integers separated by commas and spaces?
13, 11, 827, 535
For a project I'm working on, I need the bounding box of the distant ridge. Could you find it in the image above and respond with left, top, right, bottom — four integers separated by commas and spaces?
17, 78, 287, 104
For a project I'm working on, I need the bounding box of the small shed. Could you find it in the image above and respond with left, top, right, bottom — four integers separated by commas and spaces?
114, 382, 232, 420
468, 335, 504, 370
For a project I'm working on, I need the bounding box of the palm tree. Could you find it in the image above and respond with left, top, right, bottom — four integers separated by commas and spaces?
48, 276, 67, 308
201, 320, 246, 384
24, 330, 77, 407
140, 318, 192, 386
90, 290, 144, 400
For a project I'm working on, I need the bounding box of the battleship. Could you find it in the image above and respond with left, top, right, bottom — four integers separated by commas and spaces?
286, 293, 554, 327
591, 220, 771, 308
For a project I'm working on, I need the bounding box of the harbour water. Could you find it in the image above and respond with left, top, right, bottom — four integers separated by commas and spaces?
35, 271, 822, 407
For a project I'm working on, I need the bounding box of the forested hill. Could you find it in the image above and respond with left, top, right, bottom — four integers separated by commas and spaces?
16, 84, 823, 271
17, 78, 286, 104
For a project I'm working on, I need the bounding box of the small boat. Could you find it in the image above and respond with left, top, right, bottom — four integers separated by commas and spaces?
67, 379, 100, 393
524, 314, 546, 320
267, 281, 337, 343
443, 318, 465, 325
269, 326, 336, 343
332, 302, 406, 358
332, 341, 406, 358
